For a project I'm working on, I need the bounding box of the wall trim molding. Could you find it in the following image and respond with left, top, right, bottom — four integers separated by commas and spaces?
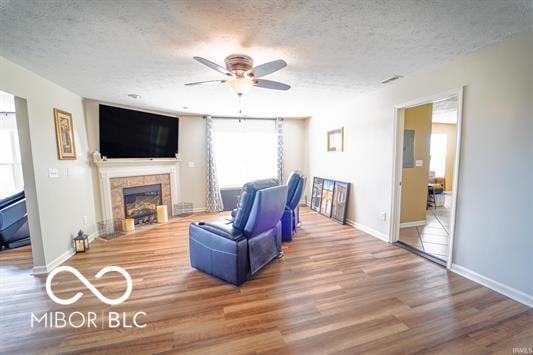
451, 263, 533, 308
32, 231, 98, 275
400, 220, 426, 228
32, 248, 74, 275
346, 219, 389, 242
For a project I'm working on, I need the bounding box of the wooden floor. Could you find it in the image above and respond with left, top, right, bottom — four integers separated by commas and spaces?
1, 208, 532, 354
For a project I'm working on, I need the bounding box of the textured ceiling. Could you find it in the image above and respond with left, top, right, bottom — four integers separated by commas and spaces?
1, 0, 531, 117
432, 97, 458, 124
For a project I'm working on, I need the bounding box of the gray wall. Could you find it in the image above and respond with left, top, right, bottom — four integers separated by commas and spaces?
1, 56, 97, 268
84, 100, 309, 218
307, 33, 533, 297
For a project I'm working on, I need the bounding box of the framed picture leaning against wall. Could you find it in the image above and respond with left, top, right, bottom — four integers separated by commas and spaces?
331, 181, 350, 224
320, 179, 335, 217
311, 177, 324, 212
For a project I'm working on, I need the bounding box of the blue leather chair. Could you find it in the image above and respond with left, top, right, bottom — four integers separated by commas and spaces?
189, 180, 287, 285
230, 179, 280, 218
0, 190, 31, 249
281, 171, 306, 242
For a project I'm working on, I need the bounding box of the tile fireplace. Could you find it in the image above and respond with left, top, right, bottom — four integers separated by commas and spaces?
94, 160, 180, 223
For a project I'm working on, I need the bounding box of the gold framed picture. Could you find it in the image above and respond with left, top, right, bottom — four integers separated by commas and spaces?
53, 108, 77, 160
327, 127, 344, 152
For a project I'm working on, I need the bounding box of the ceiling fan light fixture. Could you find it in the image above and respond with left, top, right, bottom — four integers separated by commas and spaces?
187, 55, 290, 94
226, 77, 254, 95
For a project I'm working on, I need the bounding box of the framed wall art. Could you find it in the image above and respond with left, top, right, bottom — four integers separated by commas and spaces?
320, 179, 335, 217
310, 177, 323, 212
327, 127, 344, 152
310, 176, 351, 224
53, 108, 77, 160
331, 181, 350, 224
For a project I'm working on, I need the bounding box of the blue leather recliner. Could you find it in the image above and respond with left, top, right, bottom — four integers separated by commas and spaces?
281, 171, 306, 242
189, 179, 287, 285
0, 190, 31, 249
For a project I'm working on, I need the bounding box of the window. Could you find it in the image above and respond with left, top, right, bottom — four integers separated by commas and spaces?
213, 119, 277, 188
0, 113, 24, 199
430, 133, 447, 178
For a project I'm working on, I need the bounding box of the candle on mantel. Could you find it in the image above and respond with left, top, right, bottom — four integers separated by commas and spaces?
157, 205, 168, 223
122, 218, 135, 232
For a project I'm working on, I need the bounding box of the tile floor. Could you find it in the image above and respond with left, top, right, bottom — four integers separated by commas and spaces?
399, 193, 451, 261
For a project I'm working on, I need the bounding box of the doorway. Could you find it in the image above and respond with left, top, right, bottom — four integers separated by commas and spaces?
0, 90, 31, 255
390, 88, 463, 268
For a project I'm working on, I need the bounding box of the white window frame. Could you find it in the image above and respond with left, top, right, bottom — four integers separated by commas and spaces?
0, 119, 24, 198
430, 133, 447, 178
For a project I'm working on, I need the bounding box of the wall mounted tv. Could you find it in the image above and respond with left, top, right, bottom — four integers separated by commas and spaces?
99, 105, 179, 158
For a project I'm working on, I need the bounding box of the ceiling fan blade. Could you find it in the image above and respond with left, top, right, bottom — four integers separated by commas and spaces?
184, 79, 226, 86
193, 57, 232, 76
251, 59, 287, 78
254, 79, 290, 90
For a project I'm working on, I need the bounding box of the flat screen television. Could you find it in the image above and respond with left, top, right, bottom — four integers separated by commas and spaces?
99, 105, 179, 158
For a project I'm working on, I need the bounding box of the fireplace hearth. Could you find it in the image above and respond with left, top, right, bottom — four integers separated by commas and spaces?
123, 184, 162, 224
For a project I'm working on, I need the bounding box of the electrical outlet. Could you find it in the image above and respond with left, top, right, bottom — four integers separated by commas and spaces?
48, 168, 59, 178
380, 212, 387, 222
187, 161, 195, 168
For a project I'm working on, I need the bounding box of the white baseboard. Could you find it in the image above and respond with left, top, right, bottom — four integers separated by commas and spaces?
451, 264, 533, 308
346, 219, 390, 242
193, 207, 207, 213
88, 230, 98, 243
32, 248, 75, 275
400, 220, 426, 228
32, 231, 98, 275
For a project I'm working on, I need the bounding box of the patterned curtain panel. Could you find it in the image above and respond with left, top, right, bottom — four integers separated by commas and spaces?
276, 117, 284, 184
206, 116, 224, 212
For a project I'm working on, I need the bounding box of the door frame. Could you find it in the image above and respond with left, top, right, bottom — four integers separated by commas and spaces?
389, 86, 464, 269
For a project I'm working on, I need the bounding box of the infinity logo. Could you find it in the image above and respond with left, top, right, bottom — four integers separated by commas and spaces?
46, 266, 133, 305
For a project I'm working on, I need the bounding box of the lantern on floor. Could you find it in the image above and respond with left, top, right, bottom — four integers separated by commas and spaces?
73, 230, 89, 253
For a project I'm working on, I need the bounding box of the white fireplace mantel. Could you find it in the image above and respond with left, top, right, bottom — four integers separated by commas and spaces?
93, 159, 180, 221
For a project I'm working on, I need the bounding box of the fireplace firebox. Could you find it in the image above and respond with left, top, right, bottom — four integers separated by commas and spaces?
123, 184, 162, 224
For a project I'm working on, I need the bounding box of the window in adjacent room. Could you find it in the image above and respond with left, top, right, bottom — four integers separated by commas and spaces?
0, 91, 24, 199
213, 119, 277, 188
430, 133, 447, 178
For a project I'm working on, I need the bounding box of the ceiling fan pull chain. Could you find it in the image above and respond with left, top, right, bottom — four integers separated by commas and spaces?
238, 93, 244, 117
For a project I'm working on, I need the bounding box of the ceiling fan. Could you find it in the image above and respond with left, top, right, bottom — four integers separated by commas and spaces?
185, 54, 290, 96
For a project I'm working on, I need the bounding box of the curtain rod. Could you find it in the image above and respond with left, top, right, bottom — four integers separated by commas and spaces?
203, 115, 282, 121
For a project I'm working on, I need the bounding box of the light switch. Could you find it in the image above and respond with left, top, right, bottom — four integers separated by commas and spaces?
48, 168, 59, 178
187, 161, 195, 168
415, 160, 423, 167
